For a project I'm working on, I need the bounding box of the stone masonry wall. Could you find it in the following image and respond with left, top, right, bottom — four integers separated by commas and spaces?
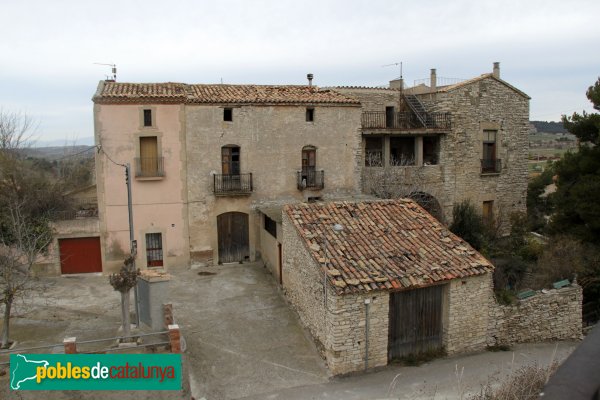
488, 285, 583, 345
282, 212, 389, 375
282, 212, 329, 351
325, 290, 389, 375
445, 273, 492, 354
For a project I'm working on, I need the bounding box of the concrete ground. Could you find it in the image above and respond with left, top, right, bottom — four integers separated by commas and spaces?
0, 261, 580, 399
169, 262, 329, 399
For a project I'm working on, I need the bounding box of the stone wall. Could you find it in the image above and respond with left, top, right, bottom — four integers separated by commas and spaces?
325, 290, 389, 375
282, 212, 329, 350
445, 273, 493, 354
488, 285, 583, 345
336, 76, 530, 232
186, 104, 362, 264
282, 212, 389, 375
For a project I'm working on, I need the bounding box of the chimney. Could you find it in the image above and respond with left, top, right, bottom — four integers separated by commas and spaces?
430, 68, 437, 92
493, 62, 500, 79
307, 73, 314, 87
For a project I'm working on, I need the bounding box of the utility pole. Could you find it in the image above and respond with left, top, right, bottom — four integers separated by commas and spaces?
125, 164, 140, 327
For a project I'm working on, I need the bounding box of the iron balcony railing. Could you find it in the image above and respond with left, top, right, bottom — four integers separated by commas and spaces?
481, 158, 502, 174
135, 157, 165, 178
213, 173, 253, 196
297, 169, 324, 190
361, 111, 452, 130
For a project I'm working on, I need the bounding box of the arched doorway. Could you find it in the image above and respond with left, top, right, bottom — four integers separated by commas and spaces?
410, 192, 443, 222
217, 212, 249, 263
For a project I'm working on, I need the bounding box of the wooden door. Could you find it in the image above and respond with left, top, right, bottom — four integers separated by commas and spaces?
301, 148, 316, 186
217, 212, 249, 263
59, 237, 102, 274
222, 146, 240, 175
388, 285, 444, 360
140, 136, 158, 175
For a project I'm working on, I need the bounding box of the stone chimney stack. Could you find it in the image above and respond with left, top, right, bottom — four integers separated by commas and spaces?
430, 68, 437, 92
493, 62, 500, 79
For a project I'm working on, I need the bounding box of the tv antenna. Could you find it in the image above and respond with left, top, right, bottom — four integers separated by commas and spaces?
94, 62, 117, 81
382, 62, 402, 79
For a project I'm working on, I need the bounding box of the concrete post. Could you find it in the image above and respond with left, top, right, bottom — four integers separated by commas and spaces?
168, 324, 181, 354
163, 303, 174, 328
64, 337, 77, 354
416, 137, 424, 166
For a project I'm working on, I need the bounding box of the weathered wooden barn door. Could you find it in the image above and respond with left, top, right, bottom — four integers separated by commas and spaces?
217, 212, 249, 263
388, 284, 444, 360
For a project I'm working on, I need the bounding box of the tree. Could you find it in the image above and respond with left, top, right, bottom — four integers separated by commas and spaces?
551, 78, 600, 242
0, 110, 67, 348
109, 257, 139, 339
449, 200, 486, 251
562, 77, 600, 145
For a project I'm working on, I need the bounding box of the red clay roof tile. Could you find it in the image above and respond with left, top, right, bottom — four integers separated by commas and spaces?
284, 199, 493, 295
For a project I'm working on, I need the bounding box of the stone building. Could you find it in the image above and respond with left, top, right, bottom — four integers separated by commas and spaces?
88, 63, 528, 275
92, 82, 362, 273
333, 62, 530, 231
283, 199, 495, 375
283, 199, 581, 375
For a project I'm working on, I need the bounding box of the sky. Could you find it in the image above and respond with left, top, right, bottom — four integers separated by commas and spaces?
1, 0, 599, 145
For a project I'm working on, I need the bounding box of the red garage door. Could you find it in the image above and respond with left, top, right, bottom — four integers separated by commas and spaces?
59, 237, 102, 274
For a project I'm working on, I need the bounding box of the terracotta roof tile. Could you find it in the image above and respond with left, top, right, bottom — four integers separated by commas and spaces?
93, 81, 359, 105
284, 199, 493, 295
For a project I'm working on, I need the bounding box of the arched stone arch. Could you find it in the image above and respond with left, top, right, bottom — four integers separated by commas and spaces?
409, 192, 443, 222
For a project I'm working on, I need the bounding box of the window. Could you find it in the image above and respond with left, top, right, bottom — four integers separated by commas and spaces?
221, 145, 240, 175
143, 109, 153, 127
365, 137, 383, 166
223, 108, 233, 122
264, 215, 277, 238
137, 136, 163, 177
145, 232, 163, 267
482, 130, 497, 173
390, 137, 415, 165
306, 108, 315, 122
423, 137, 439, 165
482, 201, 494, 226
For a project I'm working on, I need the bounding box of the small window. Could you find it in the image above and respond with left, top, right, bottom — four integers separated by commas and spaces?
306, 108, 314, 122
483, 201, 494, 225
264, 215, 277, 238
146, 232, 163, 267
143, 109, 153, 127
223, 108, 233, 122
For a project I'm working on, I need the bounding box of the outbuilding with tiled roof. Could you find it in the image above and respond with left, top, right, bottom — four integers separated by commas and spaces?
281, 199, 495, 375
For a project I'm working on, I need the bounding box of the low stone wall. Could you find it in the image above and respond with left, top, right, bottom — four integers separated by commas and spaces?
488, 285, 583, 346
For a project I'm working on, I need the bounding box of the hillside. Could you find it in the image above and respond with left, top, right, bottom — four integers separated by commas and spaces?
531, 121, 568, 134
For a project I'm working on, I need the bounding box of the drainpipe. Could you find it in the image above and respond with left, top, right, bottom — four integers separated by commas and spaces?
364, 298, 371, 372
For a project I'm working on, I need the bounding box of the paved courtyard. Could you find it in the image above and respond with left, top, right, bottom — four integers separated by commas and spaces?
0, 262, 579, 399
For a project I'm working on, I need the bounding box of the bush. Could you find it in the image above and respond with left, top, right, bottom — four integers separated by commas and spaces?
450, 200, 486, 250
469, 362, 558, 400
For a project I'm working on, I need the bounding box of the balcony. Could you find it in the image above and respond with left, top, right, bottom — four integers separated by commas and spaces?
213, 173, 253, 196
135, 157, 165, 178
297, 169, 324, 190
361, 111, 451, 131
481, 159, 502, 174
